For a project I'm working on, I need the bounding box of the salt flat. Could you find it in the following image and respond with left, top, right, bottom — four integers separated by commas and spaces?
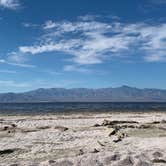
0, 112, 166, 166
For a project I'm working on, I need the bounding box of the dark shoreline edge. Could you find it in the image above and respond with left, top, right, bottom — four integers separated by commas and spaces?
0, 110, 166, 117
1, 101, 166, 104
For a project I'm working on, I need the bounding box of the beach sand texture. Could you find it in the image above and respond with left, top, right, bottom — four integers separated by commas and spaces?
0, 112, 166, 166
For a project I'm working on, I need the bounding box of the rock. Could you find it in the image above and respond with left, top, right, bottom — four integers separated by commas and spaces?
54, 126, 68, 132
152, 159, 166, 163
119, 124, 136, 129
37, 126, 51, 130
78, 149, 84, 156
118, 132, 127, 138
108, 128, 117, 136
151, 121, 160, 124
3, 126, 9, 131
91, 148, 100, 153
0, 148, 23, 157
102, 119, 111, 126
112, 131, 126, 143
48, 160, 56, 164
136, 160, 151, 166
161, 120, 166, 123
113, 136, 122, 143
153, 151, 163, 158
3, 124, 17, 131
158, 127, 166, 131
0, 149, 15, 155
117, 156, 134, 166
102, 120, 138, 126
21, 129, 39, 133
93, 124, 100, 127
138, 124, 152, 129
11, 124, 17, 128
97, 141, 105, 146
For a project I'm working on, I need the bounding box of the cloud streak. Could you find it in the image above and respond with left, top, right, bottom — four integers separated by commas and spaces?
150, 0, 166, 5
64, 65, 91, 73
0, 58, 36, 68
19, 16, 166, 64
0, 0, 20, 9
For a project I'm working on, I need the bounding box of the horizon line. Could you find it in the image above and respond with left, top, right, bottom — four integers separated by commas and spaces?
1, 85, 166, 94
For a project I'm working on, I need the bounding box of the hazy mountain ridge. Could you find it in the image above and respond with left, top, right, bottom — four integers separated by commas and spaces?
1, 86, 166, 102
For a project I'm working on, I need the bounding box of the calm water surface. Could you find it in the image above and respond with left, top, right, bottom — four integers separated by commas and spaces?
0, 102, 166, 115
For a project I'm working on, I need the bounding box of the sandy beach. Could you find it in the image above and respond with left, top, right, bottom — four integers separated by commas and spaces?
0, 112, 166, 166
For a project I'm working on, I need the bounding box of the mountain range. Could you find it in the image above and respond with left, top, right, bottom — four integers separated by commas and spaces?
1, 86, 166, 103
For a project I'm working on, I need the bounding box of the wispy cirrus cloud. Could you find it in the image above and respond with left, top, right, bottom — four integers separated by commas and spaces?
64, 65, 91, 73
0, 51, 36, 68
139, 0, 166, 14
22, 22, 40, 28
0, 58, 36, 68
18, 16, 166, 64
7, 52, 27, 63
0, 0, 20, 10
149, 0, 166, 5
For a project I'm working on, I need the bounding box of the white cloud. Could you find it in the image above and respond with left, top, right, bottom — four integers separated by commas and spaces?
0, 59, 5, 63
43, 20, 57, 29
0, 51, 36, 68
7, 51, 27, 63
78, 15, 97, 21
64, 65, 91, 73
0, 58, 36, 68
7, 62, 36, 68
19, 17, 166, 64
22, 23, 39, 28
144, 52, 166, 62
0, 0, 20, 9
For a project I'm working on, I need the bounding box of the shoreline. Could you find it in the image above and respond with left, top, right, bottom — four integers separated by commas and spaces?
0, 109, 166, 117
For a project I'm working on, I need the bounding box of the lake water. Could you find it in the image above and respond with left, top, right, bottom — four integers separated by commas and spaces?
0, 102, 166, 115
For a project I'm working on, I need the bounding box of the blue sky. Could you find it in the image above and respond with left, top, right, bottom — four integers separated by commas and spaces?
0, 0, 166, 92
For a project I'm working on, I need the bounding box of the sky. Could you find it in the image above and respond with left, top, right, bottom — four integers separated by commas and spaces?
0, 0, 166, 92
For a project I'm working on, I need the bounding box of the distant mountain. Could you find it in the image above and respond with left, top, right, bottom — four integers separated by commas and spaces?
1, 86, 166, 102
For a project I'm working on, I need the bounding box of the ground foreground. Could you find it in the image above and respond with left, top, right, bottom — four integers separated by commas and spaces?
0, 112, 166, 166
